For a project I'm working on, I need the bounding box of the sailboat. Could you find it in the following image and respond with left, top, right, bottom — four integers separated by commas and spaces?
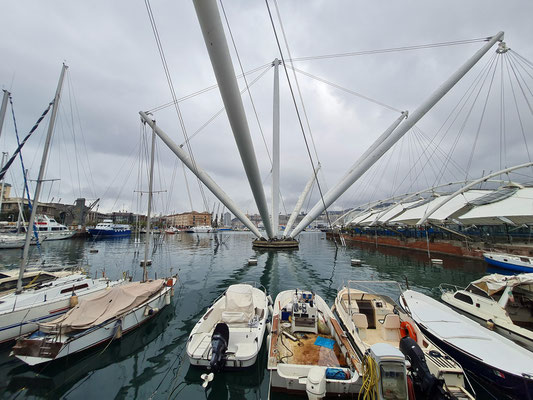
10, 114, 178, 366
0, 65, 124, 344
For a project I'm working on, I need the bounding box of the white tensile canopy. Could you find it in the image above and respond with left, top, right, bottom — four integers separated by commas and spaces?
389, 190, 488, 225
459, 187, 533, 225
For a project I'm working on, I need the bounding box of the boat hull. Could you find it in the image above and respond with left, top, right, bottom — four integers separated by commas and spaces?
0, 278, 121, 345
88, 228, 131, 238
417, 323, 533, 400
13, 280, 174, 366
484, 255, 533, 273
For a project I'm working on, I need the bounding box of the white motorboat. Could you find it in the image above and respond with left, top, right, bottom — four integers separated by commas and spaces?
401, 289, 533, 400
190, 225, 214, 233
0, 273, 124, 344
11, 277, 177, 365
267, 289, 361, 399
333, 281, 473, 399
441, 273, 533, 351
186, 283, 270, 371
483, 252, 533, 273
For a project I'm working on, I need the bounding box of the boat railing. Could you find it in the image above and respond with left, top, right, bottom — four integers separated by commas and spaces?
439, 283, 462, 294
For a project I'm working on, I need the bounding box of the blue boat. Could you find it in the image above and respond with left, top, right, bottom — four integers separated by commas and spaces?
484, 252, 533, 273
88, 219, 131, 238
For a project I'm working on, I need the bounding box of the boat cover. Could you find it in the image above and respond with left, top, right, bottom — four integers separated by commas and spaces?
402, 289, 533, 377
222, 284, 254, 323
40, 279, 164, 332
471, 273, 533, 295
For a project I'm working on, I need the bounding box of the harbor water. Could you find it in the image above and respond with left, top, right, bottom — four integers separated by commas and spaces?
0, 232, 489, 399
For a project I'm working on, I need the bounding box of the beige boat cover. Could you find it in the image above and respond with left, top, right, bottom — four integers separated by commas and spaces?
471, 273, 533, 295
221, 284, 254, 323
40, 279, 165, 332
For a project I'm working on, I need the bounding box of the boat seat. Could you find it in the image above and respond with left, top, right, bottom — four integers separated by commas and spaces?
221, 311, 249, 324
352, 312, 368, 339
235, 342, 256, 359
383, 314, 400, 341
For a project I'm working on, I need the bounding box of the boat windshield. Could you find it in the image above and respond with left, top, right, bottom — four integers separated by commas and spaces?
380, 361, 407, 400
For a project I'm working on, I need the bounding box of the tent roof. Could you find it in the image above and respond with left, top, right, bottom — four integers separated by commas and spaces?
390, 190, 488, 225
459, 187, 533, 225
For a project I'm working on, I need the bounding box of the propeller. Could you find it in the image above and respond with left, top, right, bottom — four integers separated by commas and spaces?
201, 372, 214, 388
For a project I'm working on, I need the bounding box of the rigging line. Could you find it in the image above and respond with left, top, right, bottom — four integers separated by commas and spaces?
219, 0, 272, 169
182, 162, 194, 212
509, 51, 533, 82
144, 0, 208, 213
505, 54, 532, 164
288, 37, 490, 62
464, 54, 499, 176
265, 0, 335, 231
506, 52, 533, 115
286, 65, 402, 113
273, 0, 320, 164
146, 62, 272, 114
510, 49, 533, 70
66, 70, 82, 198
415, 126, 468, 182
391, 53, 497, 198
179, 64, 272, 150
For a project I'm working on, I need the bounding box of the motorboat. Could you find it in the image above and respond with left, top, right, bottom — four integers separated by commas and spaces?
483, 252, 533, 273
187, 283, 270, 371
441, 273, 533, 351
401, 289, 533, 400
88, 219, 131, 238
11, 276, 177, 365
190, 225, 214, 233
267, 289, 361, 398
333, 281, 474, 399
0, 273, 124, 344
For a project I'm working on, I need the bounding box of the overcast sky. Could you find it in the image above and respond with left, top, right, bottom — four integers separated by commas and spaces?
1, 1, 532, 220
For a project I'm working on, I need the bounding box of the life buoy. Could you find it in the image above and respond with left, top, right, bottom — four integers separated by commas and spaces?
400, 321, 417, 342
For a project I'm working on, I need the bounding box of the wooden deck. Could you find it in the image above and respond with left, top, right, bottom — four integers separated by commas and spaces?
277, 332, 348, 367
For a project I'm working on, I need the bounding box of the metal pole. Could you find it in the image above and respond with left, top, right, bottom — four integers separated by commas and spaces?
143, 120, 157, 282
290, 32, 504, 238
0, 152, 8, 216
193, 0, 274, 238
0, 90, 10, 141
17, 64, 68, 293
139, 111, 262, 238
272, 59, 281, 238
284, 164, 320, 237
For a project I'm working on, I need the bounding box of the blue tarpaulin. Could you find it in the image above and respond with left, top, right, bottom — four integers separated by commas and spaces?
314, 336, 334, 349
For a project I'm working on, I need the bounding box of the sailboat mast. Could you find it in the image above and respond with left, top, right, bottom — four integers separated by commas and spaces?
143, 120, 157, 282
272, 59, 281, 238
16, 63, 68, 294
0, 90, 10, 141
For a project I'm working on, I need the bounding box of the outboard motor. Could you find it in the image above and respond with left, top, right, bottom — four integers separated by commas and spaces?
209, 323, 229, 372
399, 336, 454, 400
